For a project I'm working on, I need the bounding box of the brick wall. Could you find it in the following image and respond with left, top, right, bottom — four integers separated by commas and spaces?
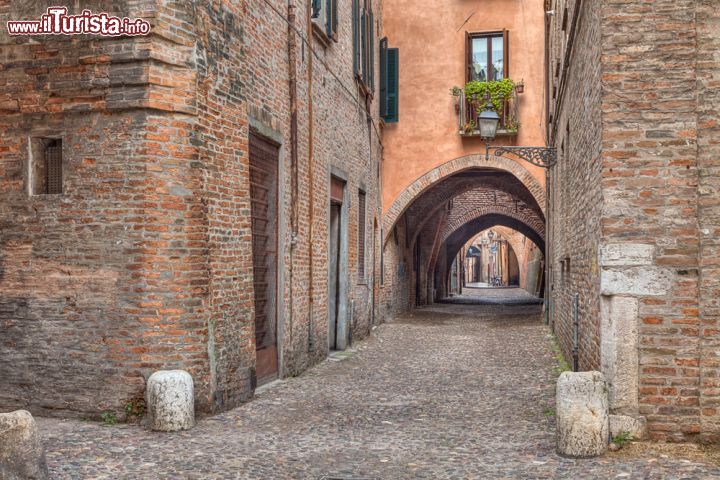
548, 0, 720, 441
0, 0, 383, 417
546, 0, 603, 376
695, 0, 720, 443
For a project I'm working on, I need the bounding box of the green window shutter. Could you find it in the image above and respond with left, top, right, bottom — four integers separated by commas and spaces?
379, 37, 388, 118
361, 8, 367, 86
369, 9, 375, 92
352, 0, 360, 76
332, 0, 338, 38
384, 48, 399, 123
325, 0, 337, 38
312, 0, 321, 18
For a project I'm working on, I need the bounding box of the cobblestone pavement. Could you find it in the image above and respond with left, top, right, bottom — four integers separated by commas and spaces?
38, 301, 720, 479
443, 286, 544, 305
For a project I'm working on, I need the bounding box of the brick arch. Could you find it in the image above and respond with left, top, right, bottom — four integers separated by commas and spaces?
383, 154, 545, 240
444, 214, 545, 264
440, 204, 545, 247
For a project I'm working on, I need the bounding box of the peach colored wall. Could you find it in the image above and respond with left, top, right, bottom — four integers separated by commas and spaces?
381, 0, 547, 213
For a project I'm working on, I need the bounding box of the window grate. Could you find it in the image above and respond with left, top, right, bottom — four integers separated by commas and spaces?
43, 139, 63, 194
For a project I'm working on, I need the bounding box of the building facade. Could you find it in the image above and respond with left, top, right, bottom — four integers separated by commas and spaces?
380, 0, 548, 317
547, 0, 720, 442
0, 0, 383, 418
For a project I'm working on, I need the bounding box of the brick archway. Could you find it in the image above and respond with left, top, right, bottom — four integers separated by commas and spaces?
440, 204, 545, 247
444, 214, 546, 262
383, 154, 545, 240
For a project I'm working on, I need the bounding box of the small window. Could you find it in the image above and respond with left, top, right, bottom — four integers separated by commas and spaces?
358, 190, 366, 280
30, 138, 63, 195
466, 31, 509, 82
312, 0, 338, 40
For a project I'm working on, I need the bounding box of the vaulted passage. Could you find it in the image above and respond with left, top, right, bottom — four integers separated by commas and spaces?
381, 166, 546, 318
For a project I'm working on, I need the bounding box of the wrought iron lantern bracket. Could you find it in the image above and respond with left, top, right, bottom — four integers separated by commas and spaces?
485, 144, 557, 169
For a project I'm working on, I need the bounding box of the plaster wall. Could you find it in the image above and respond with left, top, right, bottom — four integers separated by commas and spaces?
381, 0, 548, 214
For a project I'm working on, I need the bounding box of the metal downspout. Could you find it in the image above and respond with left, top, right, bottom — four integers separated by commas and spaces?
306, 0, 316, 354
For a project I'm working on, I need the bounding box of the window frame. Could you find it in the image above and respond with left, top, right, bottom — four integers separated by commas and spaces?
312, 0, 338, 43
354, 0, 375, 97
466, 30, 509, 83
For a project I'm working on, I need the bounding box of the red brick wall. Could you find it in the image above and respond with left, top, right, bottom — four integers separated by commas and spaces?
549, 0, 720, 442
0, 0, 383, 417
696, 0, 720, 443
547, 0, 604, 375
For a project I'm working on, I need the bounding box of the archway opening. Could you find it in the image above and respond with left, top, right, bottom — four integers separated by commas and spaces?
381, 167, 546, 317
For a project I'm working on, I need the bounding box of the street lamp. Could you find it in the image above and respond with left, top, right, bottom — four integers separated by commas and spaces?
478, 102, 500, 141
478, 102, 557, 168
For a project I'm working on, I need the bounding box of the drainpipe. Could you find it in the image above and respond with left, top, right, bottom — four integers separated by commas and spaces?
306, 0, 316, 354
288, 0, 299, 347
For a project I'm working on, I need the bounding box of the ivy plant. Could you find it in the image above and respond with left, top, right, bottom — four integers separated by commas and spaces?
464, 78, 516, 112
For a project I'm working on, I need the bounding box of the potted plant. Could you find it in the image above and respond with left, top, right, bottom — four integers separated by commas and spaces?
516, 79, 525, 94
450, 86, 463, 113
463, 119, 476, 134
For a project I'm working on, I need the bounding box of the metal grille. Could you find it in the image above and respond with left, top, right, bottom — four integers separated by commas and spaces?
249, 133, 279, 381
45, 139, 62, 194
357, 191, 366, 280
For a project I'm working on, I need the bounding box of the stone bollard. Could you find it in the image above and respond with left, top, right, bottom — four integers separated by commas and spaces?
556, 371, 609, 457
0, 410, 49, 480
146, 370, 195, 432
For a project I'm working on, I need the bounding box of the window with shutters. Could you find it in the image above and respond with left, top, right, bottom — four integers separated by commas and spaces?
30, 138, 63, 195
380, 38, 399, 123
312, 0, 338, 42
357, 190, 366, 281
353, 0, 375, 96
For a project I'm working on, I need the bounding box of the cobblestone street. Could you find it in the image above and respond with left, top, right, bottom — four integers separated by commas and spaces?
38, 298, 720, 479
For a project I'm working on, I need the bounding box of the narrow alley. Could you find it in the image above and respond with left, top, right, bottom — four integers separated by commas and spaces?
39, 294, 719, 479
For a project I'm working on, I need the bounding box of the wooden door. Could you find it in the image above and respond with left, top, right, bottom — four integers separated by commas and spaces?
250, 133, 279, 384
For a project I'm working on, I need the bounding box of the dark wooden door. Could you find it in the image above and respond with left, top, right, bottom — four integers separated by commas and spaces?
250, 133, 279, 384
328, 203, 341, 350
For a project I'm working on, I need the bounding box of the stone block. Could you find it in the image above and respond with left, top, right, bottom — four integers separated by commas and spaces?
600, 244, 654, 267
556, 371, 609, 458
0, 410, 49, 480
609, 414, 647, 440
146, 370, 195, 432
600, 267, 673, 296
600, 296, 639, 413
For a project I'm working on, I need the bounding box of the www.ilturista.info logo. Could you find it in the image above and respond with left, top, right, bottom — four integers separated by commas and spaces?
7, 7, 151, 36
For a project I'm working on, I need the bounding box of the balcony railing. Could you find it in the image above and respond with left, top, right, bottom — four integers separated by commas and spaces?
456, 85, 521, 137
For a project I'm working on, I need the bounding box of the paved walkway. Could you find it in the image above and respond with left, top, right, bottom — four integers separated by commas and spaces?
443, 286, 544, 305
39, 301, 719, 479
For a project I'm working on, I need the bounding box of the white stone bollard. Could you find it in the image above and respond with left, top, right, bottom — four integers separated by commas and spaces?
556, 371, 609, 457
146, 370, 195, 432
0, 410, 49, 480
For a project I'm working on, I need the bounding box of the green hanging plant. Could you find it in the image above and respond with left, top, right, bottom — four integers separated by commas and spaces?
464, 78, 516, 112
